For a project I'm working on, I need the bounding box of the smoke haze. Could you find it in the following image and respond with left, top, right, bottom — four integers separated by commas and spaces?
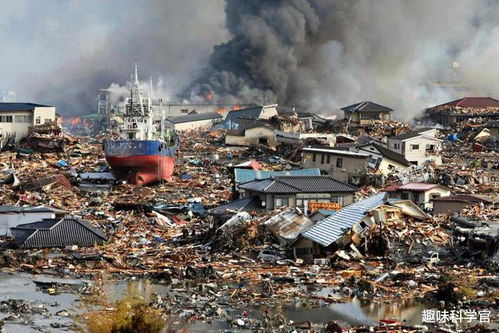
1, 0, 499, 119
186, 0, 499, 119
0, 0, 226, 115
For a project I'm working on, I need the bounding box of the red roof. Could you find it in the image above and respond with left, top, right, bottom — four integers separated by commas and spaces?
435, 97, 499, 108
386, 183, 447, 192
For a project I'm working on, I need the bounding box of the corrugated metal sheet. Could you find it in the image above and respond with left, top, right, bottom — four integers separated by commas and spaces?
263, 209, 314, 244
302, 192, 387, 247
234, 168, 320, 184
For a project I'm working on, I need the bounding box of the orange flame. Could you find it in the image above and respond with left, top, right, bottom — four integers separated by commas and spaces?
70, 117, 81, 126
215, 107, 227, 115
231, 105, 241, 110
206, 93, 213, 100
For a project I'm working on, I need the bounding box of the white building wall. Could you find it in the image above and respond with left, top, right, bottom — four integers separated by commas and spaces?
402, 136, 442, 166
388, 136, 442, 166
170, 119, 220, 131
259, 105, 278, 119
0, 212, 55, 236
32, 107, 56, 125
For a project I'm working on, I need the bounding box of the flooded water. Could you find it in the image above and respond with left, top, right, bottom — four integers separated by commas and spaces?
0, 272, 427, 332
0, 272, 80, 332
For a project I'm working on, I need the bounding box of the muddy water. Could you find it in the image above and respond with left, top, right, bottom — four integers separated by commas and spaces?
0, 272, 426, 332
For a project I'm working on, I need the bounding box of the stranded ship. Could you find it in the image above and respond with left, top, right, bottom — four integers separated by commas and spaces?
104, 66, 177, 185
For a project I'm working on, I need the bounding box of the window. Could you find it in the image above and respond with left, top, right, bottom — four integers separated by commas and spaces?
181, 109, 189, 114
426, 144, 435, 151
336, 158, 343, 168
14, 115, 33, 123
275, 197, 289, 207
128, 133, 135, 139
326, 154, 331, 164
359, 221, 368, 229
410, 144, 419, 150
360, 114, 381, 120
401, 193, 409, 200
0, 115, 13, 123
430, 193, 441, 200
312, 153, 316, 162
36, 117, 41, 124
321, 154, 325, 164
330, 196, 344, 206
413, 193, 420, 202
393, 143, 400, 150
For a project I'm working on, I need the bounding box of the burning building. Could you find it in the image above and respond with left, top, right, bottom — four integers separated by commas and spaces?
425, 97, 499, 126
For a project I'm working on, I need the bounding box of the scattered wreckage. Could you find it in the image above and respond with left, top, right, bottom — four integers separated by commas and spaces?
0, 114, 497, 331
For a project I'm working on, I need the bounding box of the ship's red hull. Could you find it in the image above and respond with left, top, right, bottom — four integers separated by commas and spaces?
106, 155, 175, 185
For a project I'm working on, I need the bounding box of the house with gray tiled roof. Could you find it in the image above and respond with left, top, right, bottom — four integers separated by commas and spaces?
341, 101, 393, 125
10, 218, 106, 248
239, 175, 357, 210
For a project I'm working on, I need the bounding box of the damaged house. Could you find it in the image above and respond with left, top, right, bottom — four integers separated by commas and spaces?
0, 205, 67, 236
234, 167, 320, 190
225, 119, 277, 148
10, 218, 106, 248
387, 128, 442, 166
386, 183, 451, 211
297, 193, 388, 262
292, 193, 430, 262
355, 142, 411, 175
341, 101, 393, 125
432, 194, 494, 215
425, 97, 499, 126
0, 102, 57, 147
224, 104, 278, 128
238, 175, 358, 210
301, 147, 368, 183
165, 112, 222, 131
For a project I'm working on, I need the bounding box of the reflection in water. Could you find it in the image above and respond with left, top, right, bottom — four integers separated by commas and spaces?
283, 298, 425, 326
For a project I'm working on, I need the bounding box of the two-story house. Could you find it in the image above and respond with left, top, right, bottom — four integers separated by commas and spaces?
387, 128, 442, 166
301, 147, 368, 183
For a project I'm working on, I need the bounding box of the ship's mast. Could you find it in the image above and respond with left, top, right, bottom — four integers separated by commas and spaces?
134, 64, 145, 116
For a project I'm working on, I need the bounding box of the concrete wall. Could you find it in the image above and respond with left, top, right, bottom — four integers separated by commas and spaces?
259, 105, 278, 119
166, 118, 220, 131
226, 126, 277, 148
302, 151, 367, 183
0, 212, 55, 236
